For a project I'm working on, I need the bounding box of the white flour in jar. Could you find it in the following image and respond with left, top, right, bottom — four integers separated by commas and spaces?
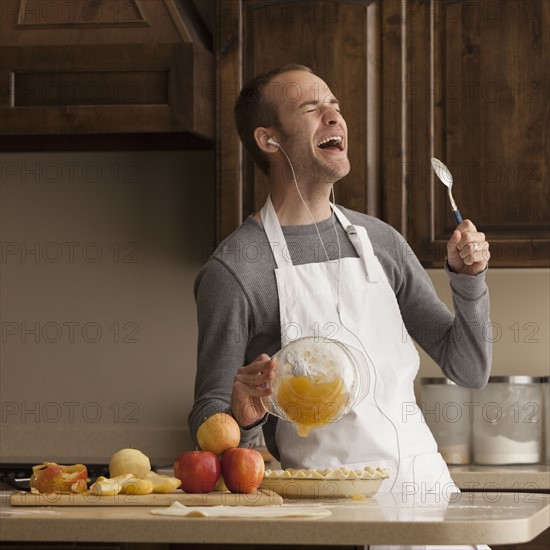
440, 444, 471, 465
473, 434, 540, 464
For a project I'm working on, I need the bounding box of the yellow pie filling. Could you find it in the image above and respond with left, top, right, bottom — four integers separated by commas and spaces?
275, 373, 350, 436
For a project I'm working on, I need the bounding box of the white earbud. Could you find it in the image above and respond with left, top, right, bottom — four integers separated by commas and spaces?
266, 136, 279, 147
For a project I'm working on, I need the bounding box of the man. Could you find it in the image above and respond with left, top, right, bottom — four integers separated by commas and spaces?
190, 64, 491, 494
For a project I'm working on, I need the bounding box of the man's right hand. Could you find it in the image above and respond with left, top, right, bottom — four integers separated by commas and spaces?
231, 354, 276, 428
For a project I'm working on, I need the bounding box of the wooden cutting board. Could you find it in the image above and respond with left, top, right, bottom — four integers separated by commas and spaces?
10, 489, 283, 507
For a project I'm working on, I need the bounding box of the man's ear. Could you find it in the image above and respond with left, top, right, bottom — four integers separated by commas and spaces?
254, 127, 279, 153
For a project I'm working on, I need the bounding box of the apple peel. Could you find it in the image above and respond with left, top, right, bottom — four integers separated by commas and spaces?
30, 462, 88, 494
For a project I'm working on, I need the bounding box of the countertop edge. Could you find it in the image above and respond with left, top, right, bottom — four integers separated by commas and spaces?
1, 496, 549, 546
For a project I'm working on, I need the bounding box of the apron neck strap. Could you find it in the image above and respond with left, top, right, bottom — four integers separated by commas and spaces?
259, 196, 376, 281
260, 195, 353, 269
331, 202, 352, 229
260, 195, 288, 268
328, 203, 379, 282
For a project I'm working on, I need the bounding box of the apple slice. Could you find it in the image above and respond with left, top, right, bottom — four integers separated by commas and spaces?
214, 475, 228, 492
89, 474, 133, 496
144, 471, 181, 493
119, 476, 154, 495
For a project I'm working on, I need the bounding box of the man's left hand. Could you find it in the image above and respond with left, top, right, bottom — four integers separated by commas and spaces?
447, 219, 490, 275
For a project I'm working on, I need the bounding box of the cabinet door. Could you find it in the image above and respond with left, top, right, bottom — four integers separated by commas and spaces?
386, 0, 549, 267
216, 0, 549, 267
0, 0, 214, 149
216, 0, 381, 241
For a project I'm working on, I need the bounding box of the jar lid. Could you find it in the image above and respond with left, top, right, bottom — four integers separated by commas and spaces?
486, 376, 545, 384
421, 377, 457, 385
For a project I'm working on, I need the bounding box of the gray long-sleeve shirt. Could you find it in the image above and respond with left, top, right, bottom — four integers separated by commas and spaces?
190, 207, 491, 459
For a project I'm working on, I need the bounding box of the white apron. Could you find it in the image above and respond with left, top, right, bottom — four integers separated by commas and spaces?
260, 196, 455, 493
261, 197, 490, 550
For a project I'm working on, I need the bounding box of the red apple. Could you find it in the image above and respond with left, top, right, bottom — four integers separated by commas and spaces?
30, 462, 88, 494
173, 451, 220, 493
220, 448, 265, 494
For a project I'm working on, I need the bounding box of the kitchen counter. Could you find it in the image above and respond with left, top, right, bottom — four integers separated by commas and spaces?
1, 491, 549, 547
449, 465, 550, 492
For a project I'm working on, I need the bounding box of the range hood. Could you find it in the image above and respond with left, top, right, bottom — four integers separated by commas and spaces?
0, 0, 214, 150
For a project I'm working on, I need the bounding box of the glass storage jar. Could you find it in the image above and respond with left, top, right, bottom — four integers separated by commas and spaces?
421, 378, 472, 465
472, 376, 544, 465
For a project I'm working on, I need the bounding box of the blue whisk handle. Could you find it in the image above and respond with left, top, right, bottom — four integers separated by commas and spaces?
453, 209, 463, 225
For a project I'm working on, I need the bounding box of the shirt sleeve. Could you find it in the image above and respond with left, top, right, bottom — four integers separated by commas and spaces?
188, 258, 265, 448
392, 231, 492, 389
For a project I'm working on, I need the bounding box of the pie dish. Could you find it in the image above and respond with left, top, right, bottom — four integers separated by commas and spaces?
260, 466, 389, 499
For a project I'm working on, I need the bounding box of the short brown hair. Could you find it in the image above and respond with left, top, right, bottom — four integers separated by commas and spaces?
234, 64, 313, 175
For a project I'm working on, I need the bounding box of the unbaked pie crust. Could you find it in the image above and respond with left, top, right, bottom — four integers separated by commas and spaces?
261, 466, 389, 499
264, 466, 389, 480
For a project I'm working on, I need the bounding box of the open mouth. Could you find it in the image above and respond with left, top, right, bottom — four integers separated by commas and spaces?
316, 136, 344, 152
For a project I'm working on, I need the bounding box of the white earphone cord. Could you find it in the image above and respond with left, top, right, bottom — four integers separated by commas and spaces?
277, 145, 333, 263
277, 140, 401, 492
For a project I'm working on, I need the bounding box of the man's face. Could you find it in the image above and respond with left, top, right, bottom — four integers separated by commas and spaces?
265, 70, 350, 185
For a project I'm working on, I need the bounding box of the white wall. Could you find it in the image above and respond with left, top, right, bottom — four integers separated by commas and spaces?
418, 268, 550, 381
1, 151, 215, 466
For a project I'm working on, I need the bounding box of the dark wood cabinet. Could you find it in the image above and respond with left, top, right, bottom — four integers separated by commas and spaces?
216, 0, 381, 242
0, 0, 214, 150
216, 0, 549, 267
398, 0, 549, 267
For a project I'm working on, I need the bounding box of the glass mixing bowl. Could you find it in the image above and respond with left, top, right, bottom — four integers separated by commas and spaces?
261, 337, 370, 436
